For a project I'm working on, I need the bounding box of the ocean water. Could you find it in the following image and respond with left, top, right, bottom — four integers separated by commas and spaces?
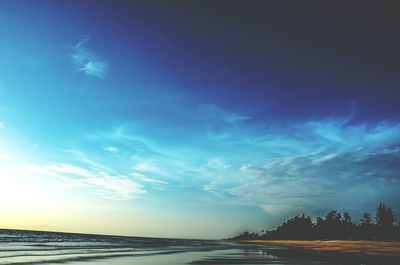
0, 229, 388, 265
0, 229, 227, 264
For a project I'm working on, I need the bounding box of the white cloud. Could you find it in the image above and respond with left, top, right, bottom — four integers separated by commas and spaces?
133, 162, 161, 173
84, 173, 145, 200
201, 180, 225, 197
311, 153, 338, 165
204, 158, 231, 169
60, 117, 400, 216
0, 122, 5, 129
261, 204, 304, 217
104, 146, 119, 153
130, 172, 167, 185
224, 113, 250, 123
226, 119, 400, 216
45, 163, 93, 177
71, 37, 109, 78
25, 163, 145, 200
196, 104, 250, 124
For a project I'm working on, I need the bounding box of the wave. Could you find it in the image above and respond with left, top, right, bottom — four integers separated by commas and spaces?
0, 249, 195, 265
0, 229, 227, 264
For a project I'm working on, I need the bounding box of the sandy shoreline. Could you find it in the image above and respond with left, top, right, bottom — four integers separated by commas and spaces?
241, 240, 400, 257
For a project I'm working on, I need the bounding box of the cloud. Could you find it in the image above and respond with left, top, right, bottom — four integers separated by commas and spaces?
204, 158, 231, 169
25, 163, 145, 200
0, 122, 5, 129
130, 162, 171, 186
84, 173, 145, 200
311, 153, 338, 165
133, 162, 161, 173
130, 172, 167, 185
104, 146, 119, 153
261, 204, 304, 217
88, 126, 163, 156
196, 104, 250, 124
61, 115, 400, 217
71, 37, 109, 78
44, 163, 93, 177
228, 119, 400, 216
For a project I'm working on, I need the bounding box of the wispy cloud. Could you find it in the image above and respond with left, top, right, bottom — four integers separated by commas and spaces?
133, 162, 161, 173
71, 37, 109, 78
130, 172, 168, 185
261, 204, 304, 217
25, 163, 145, 200
79, 112, 400, 213
228, 119, 400, 216
203, 158, 231, 170
0, 122, 5, 129
39, 101, 400, 219
104, 146, 119, 153
196, 104, 250, 124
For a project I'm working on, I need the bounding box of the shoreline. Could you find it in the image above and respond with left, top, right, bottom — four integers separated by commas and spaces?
240, 239, 400, 257
233, 240, 400, 265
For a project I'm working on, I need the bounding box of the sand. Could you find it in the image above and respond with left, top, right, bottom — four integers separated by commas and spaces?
242, 240, 400, 257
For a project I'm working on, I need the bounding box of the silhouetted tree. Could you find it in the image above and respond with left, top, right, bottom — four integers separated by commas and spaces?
232, 231, 261, 240
325, 210, 341, 223
232, 202, 399, 241
323, 210, 343, 239
357, 212, 374, 239
341, 211, 354, 239
264, 214, 314, 239
375, 203, 396, 240
361, 213, 371, 226
376, 203, 395, 228
342, 212, 352, 224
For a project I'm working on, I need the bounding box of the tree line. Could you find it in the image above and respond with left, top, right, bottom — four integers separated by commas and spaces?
232, 203, 400, 241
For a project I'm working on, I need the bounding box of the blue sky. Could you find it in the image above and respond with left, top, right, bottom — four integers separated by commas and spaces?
0, 1, 399, 238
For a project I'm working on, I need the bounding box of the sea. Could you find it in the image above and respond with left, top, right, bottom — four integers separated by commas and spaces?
0, 229, 392, 265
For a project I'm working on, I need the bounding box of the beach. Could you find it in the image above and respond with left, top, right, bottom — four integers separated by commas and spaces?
1, 229, 400, 264
0, 228, 308, 265
242, 240, 400, 257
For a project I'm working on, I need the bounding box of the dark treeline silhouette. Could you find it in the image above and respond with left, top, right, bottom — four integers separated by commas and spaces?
233, 203, 400, 241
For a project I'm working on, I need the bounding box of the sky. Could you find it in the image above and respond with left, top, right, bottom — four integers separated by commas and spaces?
0, 1, 399, 239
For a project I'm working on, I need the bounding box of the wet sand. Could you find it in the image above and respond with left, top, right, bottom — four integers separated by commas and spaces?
23, 243, 400, 265
66, 250, 217, 265
65, 248, 332, 265
242, 240, 400, 257
64, 249, 285, 265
